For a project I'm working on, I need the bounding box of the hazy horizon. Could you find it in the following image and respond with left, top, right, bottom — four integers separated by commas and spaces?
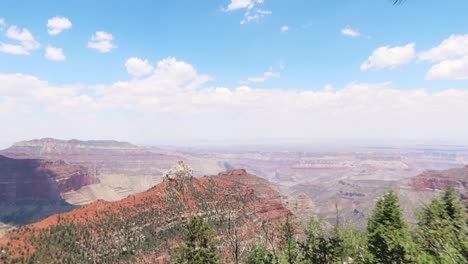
2, 136, 468, 153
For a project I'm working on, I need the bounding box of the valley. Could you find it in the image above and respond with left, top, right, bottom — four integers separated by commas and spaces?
0, 138, 466, 233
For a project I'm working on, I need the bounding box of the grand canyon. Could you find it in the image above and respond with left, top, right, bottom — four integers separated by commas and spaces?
0, 138, 466, 263
2, 1, 468, 263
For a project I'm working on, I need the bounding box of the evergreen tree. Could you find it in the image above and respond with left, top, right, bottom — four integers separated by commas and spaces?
367, 190, 414, 263
297, 218, 338, 264
334, 224, 369, 263
276, 215, 298, 264
441, 186, 464, 231
416, 196, 466, 263
440, 186, 468, 262
172, 217, 219, 264
244, 245, 274, 264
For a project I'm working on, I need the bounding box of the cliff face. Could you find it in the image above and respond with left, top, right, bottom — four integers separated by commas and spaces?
1, 139, 227, 203
0, 155, 99, 201
407, 166, 468, 196
0, 169, 291, 263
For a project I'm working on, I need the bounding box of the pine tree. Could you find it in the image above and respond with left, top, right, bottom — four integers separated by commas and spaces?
416, 196, 466, 263
440, 186, 468, 262
297, 218, 338, 264
244, 245, 274, 264
367, 190, 414, 263
172, 217, 219, 264
277, 215, 298, 264
441, 186, 464, 231
334, 224, 369, 263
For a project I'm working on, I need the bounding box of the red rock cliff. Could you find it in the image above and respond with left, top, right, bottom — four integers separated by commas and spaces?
0, 155, 99, 201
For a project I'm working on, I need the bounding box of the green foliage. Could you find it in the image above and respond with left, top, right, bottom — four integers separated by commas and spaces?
243, 187, 467, 264
334, 224, 369, 263
297, 219, 338, 263
2, 178, 467, 264
442, 186, 465, 231
244, 245, 274, 264
367, 190, 414, 263
416, 187, 468, 263
276, 215, 298, 264
172, 217, 219, 264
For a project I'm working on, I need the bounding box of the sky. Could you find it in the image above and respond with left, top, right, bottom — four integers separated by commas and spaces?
1, 0, 468, 147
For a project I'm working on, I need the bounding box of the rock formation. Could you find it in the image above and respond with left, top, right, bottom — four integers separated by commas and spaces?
163, 160, 193, 181
0, 155, 98, 201
407, 166, 468, 194
0, 169, 291, 263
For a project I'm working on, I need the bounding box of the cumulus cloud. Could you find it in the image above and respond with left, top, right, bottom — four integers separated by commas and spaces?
419, 34, 468, 80
419, 34, 468, 62
341, 26, 360, 37
45, 45, 65, 61
281, 26, 289, 32
88, 31, 116, 53
2, 68, 468, 144
0, 25, 40, 55
0, 73, 99, 113
361, 43, 415, 71
47, 16, 72, 35
425, 57, 468, 80
125, 57, 154, 77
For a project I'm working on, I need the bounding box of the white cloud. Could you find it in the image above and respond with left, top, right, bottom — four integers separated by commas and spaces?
0, 43, 28, 55
224, 0, 271, 24
45, 45, 65, 61
0, 73, 99, 113
88, 31, 117, 53
323, 84, 333, 92
341, 26, 360, 37
419, 34, 468, 81
425, 57, 468, 80
2, 68, 468, 144
240, 68, 280, 84
361, 43, 415, 71
419, 34, 468, 62
47, 16, 72, 35
0, 25, 40, 55
125, 57, 154, 77
281, 26, 289, 32
225, 0, 264, 11
240, 9, 271, 24
0, 18, 5, 29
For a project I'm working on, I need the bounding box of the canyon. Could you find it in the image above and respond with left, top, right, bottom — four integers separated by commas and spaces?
0, 138, 466, 234
0, 168, 291, 263
0, 154, 98, 232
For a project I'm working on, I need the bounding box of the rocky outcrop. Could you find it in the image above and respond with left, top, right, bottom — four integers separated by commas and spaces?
0, 155, 98, 201
0, 169, 292, 263
163, 161, 193, 180
1, 138, 227, 202
282, 193, 316, 224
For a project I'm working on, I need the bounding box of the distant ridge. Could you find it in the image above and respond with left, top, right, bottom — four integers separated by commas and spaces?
9, 138, 139, 151
1, 138, 143, 159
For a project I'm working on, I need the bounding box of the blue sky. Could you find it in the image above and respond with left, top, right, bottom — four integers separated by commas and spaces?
1, 0, 468, 89
1, 0, 468, 146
